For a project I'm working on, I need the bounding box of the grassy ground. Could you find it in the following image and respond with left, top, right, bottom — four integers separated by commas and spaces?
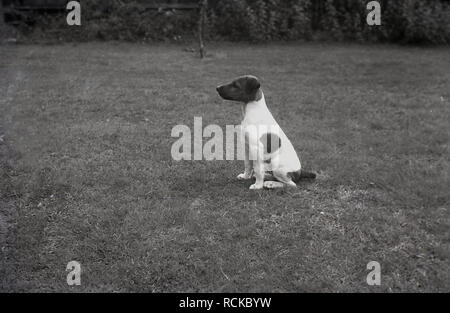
0, 42, 448, 292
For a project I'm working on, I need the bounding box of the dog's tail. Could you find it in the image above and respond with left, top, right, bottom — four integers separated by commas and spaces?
289, 169, 317, 183
300, 170, 317, 179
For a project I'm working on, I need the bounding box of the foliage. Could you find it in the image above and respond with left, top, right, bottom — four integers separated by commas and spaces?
9, 0, 450, 44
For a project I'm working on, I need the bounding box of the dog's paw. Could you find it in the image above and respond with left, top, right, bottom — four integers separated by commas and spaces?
237, 173, 252, 180
286, 181, 297, 188
249, 183, 263, 190
263, 181, 285, 189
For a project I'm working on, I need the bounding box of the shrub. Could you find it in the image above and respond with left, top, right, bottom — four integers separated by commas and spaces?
7, 0, 450, 44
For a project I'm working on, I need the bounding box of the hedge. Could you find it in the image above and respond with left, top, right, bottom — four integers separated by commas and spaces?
9, 0, 450, 44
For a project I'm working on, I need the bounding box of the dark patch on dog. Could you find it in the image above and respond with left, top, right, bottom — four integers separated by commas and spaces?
216, 75, 262, 103
288, 170, 317, 183
260, 133, 281, 154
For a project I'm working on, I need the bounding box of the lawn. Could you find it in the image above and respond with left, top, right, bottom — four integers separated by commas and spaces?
0, 42, 448, 292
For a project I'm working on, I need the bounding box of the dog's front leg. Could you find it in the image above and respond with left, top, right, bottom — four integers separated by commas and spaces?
237, 140, 253, 180
248, 143, 264, 190
249, 160, 265, 190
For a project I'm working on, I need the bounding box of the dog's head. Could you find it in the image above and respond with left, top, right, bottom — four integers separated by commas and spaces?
216, 75, 262, 103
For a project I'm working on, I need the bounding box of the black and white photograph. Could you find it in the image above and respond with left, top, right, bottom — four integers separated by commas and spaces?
0, 0, 449, 299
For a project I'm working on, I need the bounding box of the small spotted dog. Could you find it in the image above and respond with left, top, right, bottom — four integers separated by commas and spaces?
217, 75, 316, 190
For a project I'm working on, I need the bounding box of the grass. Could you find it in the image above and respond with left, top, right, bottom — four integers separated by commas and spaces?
0, 42, 448, 292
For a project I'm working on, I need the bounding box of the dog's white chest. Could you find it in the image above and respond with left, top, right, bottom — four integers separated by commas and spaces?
241, 96, 301, 172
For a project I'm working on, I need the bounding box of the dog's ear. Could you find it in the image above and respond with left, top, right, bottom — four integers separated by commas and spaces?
245, 77, 261, 93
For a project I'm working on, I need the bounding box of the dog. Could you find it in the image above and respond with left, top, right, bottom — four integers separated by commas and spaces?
216, 75, 316, 190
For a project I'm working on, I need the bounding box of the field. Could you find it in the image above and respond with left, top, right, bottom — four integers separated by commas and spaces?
0, 42, 448, 292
